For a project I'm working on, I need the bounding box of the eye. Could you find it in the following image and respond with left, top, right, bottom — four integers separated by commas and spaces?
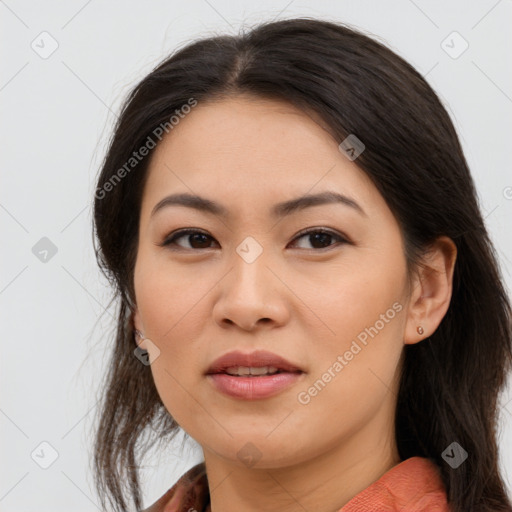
289, 228, 349, 250
159, 228, 349, 251
160, 229, 218, 250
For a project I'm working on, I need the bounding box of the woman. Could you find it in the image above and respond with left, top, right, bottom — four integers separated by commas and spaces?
91, 17, 512, 512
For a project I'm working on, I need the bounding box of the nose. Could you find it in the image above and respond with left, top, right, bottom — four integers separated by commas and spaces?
212, 246, 290, 331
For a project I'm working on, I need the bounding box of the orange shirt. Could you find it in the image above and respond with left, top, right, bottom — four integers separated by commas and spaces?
143, 456, 451, 512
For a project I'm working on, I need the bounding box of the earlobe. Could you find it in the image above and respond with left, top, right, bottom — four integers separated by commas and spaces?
404, 236, 457, 345
132, 307, 148, 350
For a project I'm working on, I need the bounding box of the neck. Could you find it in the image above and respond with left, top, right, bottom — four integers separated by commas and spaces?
203, 409, 401, 512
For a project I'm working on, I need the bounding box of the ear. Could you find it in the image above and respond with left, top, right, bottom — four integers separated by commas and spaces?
404, 236, 457, 345
132, 307, 148, 351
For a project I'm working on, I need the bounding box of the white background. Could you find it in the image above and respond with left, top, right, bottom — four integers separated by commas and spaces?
1, 0, 511, 510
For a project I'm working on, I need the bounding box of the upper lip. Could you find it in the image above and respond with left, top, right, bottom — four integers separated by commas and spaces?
206, 350, 304, 374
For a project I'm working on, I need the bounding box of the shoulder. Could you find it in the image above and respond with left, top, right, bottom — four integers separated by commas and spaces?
340, 456, 451, 512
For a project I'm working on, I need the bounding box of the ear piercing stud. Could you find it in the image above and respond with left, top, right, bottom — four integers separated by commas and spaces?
417, 326, 424, 335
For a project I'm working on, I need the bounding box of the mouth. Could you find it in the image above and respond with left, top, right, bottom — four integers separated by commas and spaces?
221, 366, 297, 376
205, 350, 305, 400
206, 349, 304, 376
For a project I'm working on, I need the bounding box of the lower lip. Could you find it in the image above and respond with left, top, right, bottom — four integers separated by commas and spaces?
207, 372, 304, 400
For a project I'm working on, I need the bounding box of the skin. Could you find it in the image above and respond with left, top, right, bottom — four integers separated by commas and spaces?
132, 95, 457, 512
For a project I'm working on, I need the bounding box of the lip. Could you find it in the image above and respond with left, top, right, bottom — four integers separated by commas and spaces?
207, 373, 304, 400
206, 350, 303, 375
205, 350, 305, 400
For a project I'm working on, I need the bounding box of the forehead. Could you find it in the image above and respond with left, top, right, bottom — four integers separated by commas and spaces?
140, 95, 383, 220
150, 95, 339, 164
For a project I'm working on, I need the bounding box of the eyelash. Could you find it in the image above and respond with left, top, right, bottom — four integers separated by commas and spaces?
159, 227, 350, 252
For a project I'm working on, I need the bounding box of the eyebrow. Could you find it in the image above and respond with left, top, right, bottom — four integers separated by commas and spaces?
150, 190, 367, 219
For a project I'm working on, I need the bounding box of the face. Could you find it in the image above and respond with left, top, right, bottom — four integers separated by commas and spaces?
133, 95, 411, 468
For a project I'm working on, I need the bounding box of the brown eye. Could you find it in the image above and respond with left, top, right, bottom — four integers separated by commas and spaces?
161, 229, 218, 250
289, 229, 348, 250
159, 227, 349, 252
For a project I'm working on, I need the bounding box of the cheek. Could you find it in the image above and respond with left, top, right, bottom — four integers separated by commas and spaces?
295, 303, 405, 434
298, 252, 407, 412
303, 256, 406, 349
135, 276, 206, 429
134, 252, 214, 368
149, 361, 202, 434
134, 251, 205, 336
297, 346, 401, 442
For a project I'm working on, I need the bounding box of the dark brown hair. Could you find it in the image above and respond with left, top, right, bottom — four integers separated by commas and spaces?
91, 17, 512, 512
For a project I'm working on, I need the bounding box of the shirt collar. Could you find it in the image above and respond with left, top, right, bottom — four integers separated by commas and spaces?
143, 456, 448, 512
